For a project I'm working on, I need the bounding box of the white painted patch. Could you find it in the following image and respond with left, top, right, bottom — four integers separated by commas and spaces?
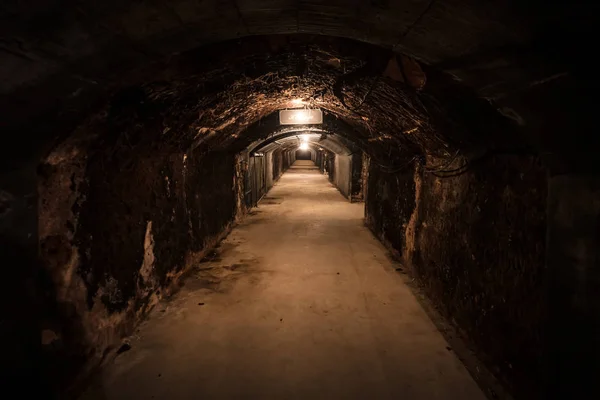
140, 221, 155, 284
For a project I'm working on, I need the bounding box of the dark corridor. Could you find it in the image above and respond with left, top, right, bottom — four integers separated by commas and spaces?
0, 1, 598, 399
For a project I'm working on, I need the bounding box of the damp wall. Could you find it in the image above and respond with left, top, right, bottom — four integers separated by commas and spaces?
365, 155, 547, 398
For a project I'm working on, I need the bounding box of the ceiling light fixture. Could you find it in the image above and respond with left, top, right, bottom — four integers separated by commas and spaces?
279, 109, 323, 125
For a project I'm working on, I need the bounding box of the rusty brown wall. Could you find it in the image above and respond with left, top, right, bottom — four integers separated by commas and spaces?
366, 155, 547, 399
38, 143, 240, 391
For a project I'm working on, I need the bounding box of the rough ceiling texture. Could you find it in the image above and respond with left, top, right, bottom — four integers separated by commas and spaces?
0, 0, 594, 171
44, 35, 516, 178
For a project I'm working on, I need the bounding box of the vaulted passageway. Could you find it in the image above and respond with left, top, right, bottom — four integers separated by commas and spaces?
1, 2, 598, 399
82, 161, 485, 400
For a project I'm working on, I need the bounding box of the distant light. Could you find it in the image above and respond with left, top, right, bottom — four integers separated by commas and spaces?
301, 134, 309, 142
290, 98, 304, 106
279, 109, 323, 125
299, 142, 309, 150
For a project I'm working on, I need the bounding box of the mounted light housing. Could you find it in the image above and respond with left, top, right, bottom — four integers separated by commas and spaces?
279, 109, 323, 125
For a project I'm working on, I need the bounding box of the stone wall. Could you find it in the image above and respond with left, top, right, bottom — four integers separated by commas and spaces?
365, 155, 547, 399
37, 141, 241, 392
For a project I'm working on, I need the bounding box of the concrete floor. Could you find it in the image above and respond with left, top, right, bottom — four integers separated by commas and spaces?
83, 161, 486, 400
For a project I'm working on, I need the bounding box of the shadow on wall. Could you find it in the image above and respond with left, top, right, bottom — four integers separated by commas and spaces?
365, 154, 547, 399
0, 165, 78, 396
0, 234, 67, 397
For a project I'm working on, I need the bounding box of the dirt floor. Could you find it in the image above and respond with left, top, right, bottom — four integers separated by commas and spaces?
81, 161, 485, 400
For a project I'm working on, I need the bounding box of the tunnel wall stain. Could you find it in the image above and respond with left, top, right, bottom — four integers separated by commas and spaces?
38, 141, 240, 391
366, 155, 547, 399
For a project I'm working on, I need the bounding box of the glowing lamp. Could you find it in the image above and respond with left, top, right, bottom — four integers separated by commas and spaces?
279, 109, 323, 125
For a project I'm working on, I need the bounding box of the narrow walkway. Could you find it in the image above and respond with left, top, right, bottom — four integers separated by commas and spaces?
85, 161, 485, 400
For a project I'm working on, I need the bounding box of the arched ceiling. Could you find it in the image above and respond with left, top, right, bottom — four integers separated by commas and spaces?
20, 35, 519, 170
0, 0, 594, 171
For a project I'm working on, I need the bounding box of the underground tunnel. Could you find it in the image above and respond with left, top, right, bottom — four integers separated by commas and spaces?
0, 1, 598, 399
